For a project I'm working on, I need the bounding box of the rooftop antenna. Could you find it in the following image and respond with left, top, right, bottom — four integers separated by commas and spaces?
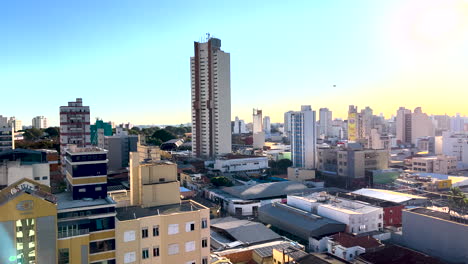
206, 32, 210, 41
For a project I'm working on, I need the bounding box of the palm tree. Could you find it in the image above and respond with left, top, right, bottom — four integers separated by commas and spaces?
448, 187, 468, 215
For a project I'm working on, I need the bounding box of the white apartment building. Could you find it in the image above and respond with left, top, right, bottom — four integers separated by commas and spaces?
191, 37, 231, 158
213, 155, 268, 173
442, 131, 468, 169
396, 107, 412, 145
263, 116, 271, 135
291, 106, 317, 169
59, 98, 91, 173
232, 116, 247, 134
32, 116, 48, 129
287, 193, 383, 234
284, 111, 294, 139
319, 108, 332, 138
8, 117, 22, 132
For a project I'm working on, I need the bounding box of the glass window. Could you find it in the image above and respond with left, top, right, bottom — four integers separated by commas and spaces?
58, 248, 69, 264
142, 227, 148, 238
153, 246, 160, 257
153, 225, 159, 236
142, 249, 149, 259
201, 218, 208, 229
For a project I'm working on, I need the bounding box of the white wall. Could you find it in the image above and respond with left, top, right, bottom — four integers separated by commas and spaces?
214, 157, 268, 172
6, 161, 50, 186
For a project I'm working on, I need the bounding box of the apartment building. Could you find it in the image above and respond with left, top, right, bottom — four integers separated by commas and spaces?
0, 178, 57, 264
32, 116, 48, 129
411, 155, 458, 174
114, 153, 210, 264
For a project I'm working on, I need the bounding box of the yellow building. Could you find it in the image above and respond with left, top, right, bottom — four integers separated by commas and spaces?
114, 153, 211, 264
0, 178, 57, 264
272, 247, 308, 264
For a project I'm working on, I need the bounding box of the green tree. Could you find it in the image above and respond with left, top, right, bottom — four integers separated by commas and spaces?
44, 127, 60, 138
23, 128, 43, 140
152, 129, 176, 143
211, 176, 233, 187
448, 187, 468, 214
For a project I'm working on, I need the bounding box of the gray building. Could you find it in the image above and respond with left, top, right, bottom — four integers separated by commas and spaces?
104, 134, 138, 173
259, 202, 346, 250
0, 126, 14, 152
402, 207, 468, 263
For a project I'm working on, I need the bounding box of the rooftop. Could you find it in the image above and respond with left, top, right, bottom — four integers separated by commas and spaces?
65, 146, 107, 154
352, 188, 427, 203
218, 154, 266, 160
253, 242, 302, 258
336, 192, 401, 208
116, 200, 207, 221
406, 207, 468, 225
296, 193, 383, 214
296, 253, 357, 264
56, 192, 115, 211
259, 202, 346, 241
357, 244, 446, 264
222, 181, 309, 200
329, 232, 383, 249
211, 216, 281, 245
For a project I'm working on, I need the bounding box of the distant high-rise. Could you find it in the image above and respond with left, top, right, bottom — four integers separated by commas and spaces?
59, 98, 91, 173
191, 36, 231, 158
232, 116, 247, 134
263, 116, 271, 134
319, 108, 332, 137
411, 107, 434, 144
284, 111, 294, 139
252, 109, 263, 133
291, 105, 317, 169
32, 116, 48, 129
8, 116, 22, 132
348, 105, 359, 142
396, 107, 412, 145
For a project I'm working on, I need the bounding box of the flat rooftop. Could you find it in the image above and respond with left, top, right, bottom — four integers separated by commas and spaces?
56, 192, 115, 211
218, 154, 266, 160
116, 200, 207, 221
353, 188, 427, 203
66, 146, 107, 154
407, 207, 468, 224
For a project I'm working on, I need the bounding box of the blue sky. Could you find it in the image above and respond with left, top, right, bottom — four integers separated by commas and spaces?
2, 0, 468, 126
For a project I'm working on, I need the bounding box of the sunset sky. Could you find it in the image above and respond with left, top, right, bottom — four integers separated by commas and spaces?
1, 0, 468, 126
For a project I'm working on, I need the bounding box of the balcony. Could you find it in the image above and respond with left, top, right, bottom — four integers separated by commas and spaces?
58, 228, 89, 239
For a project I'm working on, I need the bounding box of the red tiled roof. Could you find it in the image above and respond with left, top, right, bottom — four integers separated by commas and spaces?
330, 232, 382, 249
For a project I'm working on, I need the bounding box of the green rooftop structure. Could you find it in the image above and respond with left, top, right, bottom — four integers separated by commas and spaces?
90, 119, 112, 145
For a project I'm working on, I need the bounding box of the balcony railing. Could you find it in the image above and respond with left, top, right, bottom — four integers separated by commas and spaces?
58, 228, 89, 239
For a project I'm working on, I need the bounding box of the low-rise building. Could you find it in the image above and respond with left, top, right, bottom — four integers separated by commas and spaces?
287, 193, 384, 234
411, 155, 458, 174
325, 232, 383, 262
402, 207, 468, 264
0, 149, 51, 188
206, 181, 310, 217
287, 167, 316, 182
352, 188, 428, 206
259, 202, 346, 250
214, 154, 268, 173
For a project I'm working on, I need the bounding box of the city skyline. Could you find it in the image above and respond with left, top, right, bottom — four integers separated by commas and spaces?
2, 0, 468, 126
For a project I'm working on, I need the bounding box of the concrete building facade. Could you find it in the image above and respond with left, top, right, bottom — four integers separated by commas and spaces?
191, 37, 231, 158
60, 98, 91, 174
291, 105, 317, 169
319, 108, 332, 138
396, 107, 412, 145
32, 116, 48, 129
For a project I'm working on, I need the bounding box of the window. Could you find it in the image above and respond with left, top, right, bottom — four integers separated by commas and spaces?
142, 227, 148, 238
202, 238, 208, 248
42, 176, 48, 180
186, 221, 195, 232
124, 230, 135, 242
124, 252, 136, 264
186, 261, 196, 264
79, 188, 86, 192
168, 243, 179, 255
153, 225, 159, 236
142, 249, 149, 259
34, 177, 40, 180
185, 241, 195, 252
379, 214, 382, 219
153, 246, 160, 257
202, 257, 208, 264
90, 239, 115, 254
58, 248, 69, 264
95, 186, 102, 191
168, 224, 179, 235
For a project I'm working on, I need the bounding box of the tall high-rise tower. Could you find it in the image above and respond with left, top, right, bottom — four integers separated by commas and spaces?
396, 107, 412, 144
319, 108, 332, 138
291, 106, 317, 169
191, 36, 231, 158
59, 98, 91, 173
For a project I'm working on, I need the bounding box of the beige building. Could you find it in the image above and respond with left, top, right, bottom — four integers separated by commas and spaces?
287, 167, 316, 182
115, 153, 210, 264
411, 107, 435, 144
411, 155, 458, 174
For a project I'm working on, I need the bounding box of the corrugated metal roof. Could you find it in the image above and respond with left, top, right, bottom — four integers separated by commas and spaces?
352, 189, 427, 203
221, 181, 309, 200
211, 217, 281, 245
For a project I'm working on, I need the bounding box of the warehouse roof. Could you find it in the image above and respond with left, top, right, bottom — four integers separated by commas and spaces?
352, 188, 427, 203
259, 202, 346, 241
222, 181, 309, 200
211, 217, 281, 245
